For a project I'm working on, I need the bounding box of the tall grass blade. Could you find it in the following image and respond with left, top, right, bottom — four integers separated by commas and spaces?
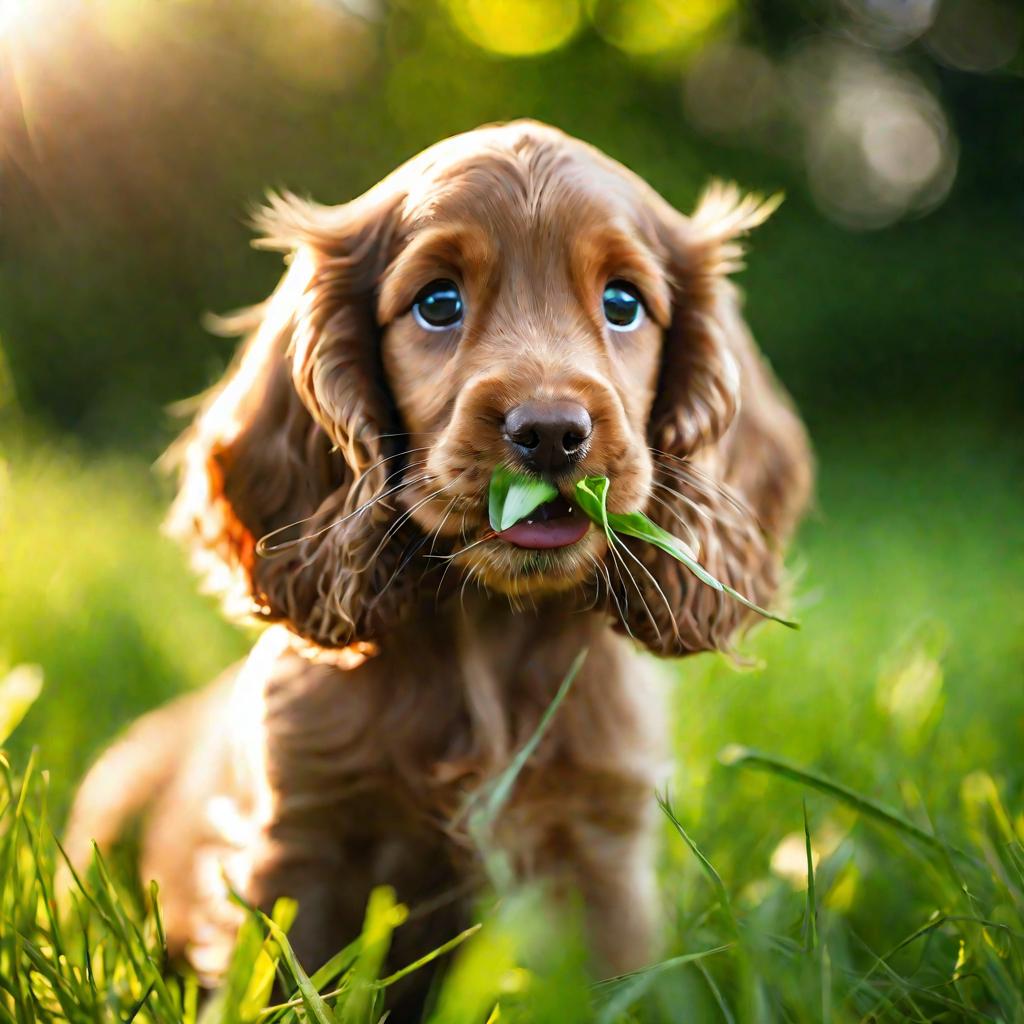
377, 923, 481, 989
593, 944, 734, 1023
257, 912, 338, 1024
719, 746, 966, 857
657, 791, 737, 934
461, 647, 587, 842
802, 799, 817, 953
339, 886, 405, 1024
0, 666, 42, 747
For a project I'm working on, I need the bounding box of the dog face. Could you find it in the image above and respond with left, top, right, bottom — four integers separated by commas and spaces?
376, 131, 675, 596
169, 121, 810, 651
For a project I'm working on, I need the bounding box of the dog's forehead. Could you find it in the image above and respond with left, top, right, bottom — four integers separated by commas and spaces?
396, 124, 646, 232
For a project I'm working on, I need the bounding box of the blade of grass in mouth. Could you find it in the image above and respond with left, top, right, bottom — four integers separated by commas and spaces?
489, 468, 797, 628
488, 465, 560, 532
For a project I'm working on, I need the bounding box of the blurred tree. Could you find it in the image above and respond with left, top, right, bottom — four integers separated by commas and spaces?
0, 0, 1020, 449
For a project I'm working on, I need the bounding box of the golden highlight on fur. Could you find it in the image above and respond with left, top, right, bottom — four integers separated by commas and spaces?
66, 121, 812, 1016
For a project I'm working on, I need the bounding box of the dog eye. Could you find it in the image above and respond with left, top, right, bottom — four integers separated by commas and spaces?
602, 281, 644, 332
412, 279, 463, 331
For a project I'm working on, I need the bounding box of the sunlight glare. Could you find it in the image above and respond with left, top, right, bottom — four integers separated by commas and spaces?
0, 0, 29, 37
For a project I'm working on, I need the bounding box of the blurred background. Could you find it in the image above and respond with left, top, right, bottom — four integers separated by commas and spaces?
0, 0, 1021, 1011
1, 0, 1021, 446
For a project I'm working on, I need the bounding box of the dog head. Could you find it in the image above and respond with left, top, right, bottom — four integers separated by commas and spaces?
169, 121, 809, 652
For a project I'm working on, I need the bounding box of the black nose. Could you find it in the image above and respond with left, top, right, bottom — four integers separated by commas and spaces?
503, 400, 593, 475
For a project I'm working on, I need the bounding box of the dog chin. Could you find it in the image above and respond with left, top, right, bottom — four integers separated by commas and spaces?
463, 534, 604, 598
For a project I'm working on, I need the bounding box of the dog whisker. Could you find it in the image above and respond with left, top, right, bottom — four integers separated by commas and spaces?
608, 531, 682, 648
336, 447, 433, 518
650, 449, 758, 525
423, 531, 495, 561
427, 496, 460, 557
363, 479, 457, 571
256, 467, 433, 557
602, 547, 641, 645
368, 430, 441, 441
607, 534, 663, 645
646, 489, 702, 551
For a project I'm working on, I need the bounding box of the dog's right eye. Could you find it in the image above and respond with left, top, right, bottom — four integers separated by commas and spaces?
602, 280, 644, 332
412, 280, 464, 331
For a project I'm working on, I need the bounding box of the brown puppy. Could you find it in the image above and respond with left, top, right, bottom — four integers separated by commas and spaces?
66, 121, 811, 1006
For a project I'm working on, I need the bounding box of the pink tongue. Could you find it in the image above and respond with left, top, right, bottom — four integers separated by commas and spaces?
498, 516, 590, 550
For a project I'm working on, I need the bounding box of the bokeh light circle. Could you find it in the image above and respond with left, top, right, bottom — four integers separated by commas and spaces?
447, 0, 582, 57
787, 40, 958, 230
925, 0, 1022, 72
839, 0, 939, 49
588, 0, 733, 55
683, 42, 782, 139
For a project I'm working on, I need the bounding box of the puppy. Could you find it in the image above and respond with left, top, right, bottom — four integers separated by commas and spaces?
67, 120, 811, 1009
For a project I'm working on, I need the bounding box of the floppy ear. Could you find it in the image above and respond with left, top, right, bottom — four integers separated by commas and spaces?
616, 183, 812, 656
650, 182, 781, 456
166, 188, 424, 649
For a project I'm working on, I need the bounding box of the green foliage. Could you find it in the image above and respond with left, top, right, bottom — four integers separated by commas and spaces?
0, 425, 1022, 1020
2, 627, 1023, 1019
0, 436, 248, 809
0, 749, 479, 1023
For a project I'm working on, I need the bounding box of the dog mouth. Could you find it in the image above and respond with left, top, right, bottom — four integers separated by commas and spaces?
495, 495, 591, 550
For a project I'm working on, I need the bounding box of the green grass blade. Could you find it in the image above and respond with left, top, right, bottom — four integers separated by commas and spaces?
16, 932, 82, 1020
803, 799, 818, 953
83, 843, 183, 1019
696, 960, 736, 1024
376, 924, 481, 989
656, 792, 736, 934
464, 646, 587, 839
262, 938, 363, 1019
719, 746, 970, 859
258, 913, 339, 1024
149, 880, 167, 963
339, 886, 405, 1024
488, 467, 558, 532
220, 913, 276, 1024
0, 665, 43, 746
593, 943, 735, 1023
575, 476, 798, 628
124, 980, 156, 1023
306, 936, 362, 992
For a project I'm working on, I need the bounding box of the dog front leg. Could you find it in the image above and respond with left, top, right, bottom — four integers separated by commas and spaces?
245, 822, 363, 973
570, 821, 659, 976
499, 801, 659, 978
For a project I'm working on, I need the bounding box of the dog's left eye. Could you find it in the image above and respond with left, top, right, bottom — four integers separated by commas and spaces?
412, 279, 464, 331
602, 281, 644, 332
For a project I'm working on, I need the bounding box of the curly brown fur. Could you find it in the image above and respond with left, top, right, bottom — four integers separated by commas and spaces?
66, 121, 811, 1018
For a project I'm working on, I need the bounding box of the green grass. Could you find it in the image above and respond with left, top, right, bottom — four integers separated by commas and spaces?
1, 423, 1022, 1021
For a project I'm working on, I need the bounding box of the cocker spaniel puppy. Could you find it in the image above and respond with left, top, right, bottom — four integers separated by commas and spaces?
67, 120, 811, 1012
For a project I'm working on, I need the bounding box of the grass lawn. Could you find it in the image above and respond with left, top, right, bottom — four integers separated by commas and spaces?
1, 421, 1021, 1022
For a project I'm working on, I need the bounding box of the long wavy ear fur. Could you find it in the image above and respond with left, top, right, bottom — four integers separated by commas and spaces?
651, 181, 782, 456
165, 189, 422, 649
617, 182, 811, 656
